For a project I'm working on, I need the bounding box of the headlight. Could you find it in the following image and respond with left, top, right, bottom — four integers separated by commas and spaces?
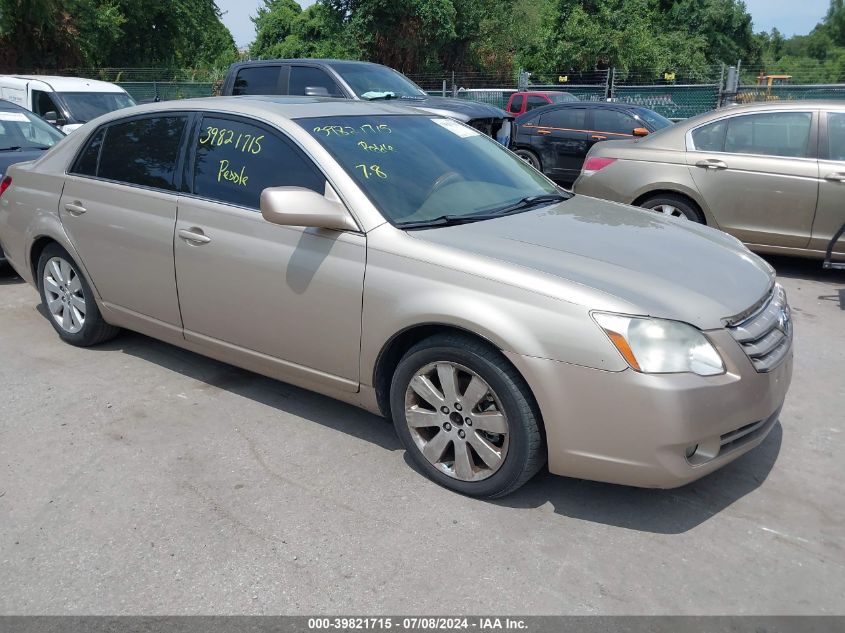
593, 313, 725, 376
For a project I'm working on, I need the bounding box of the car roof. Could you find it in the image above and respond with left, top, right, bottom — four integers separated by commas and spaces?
1, 75, 126, 93
229, 59, 383, 69
78, 95, 432, 126
517, 90, 573, 95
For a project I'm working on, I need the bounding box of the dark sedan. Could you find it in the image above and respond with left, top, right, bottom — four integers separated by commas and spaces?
0, 99, 65, 267
513, 102, 672, 185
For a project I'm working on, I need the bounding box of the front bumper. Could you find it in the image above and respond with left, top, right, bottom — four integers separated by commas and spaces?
505, 329, 792, 488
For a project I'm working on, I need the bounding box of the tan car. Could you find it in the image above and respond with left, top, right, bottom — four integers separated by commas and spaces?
0, 97, 792, 497
573, 101, 845, 260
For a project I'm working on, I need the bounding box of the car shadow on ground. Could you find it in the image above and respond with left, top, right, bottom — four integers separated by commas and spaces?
0, 266, 22, 284
491, 423, 782, 534
72, 324, 781, 536
764, 254, 845, 311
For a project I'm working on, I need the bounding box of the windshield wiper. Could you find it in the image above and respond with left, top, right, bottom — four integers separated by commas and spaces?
0, 144, 51, 151
397, 193, 570, 230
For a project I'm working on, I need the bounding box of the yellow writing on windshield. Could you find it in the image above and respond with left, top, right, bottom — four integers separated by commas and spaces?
357, 141, 394, 153
355, 164, 388, 180
314, 123, 392, 137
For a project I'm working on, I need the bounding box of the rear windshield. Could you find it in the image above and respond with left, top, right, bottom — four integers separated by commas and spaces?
300, 115, 557, 227
549, 93, 579, 103
0, 108, 64, 150
57, 92, 136, 123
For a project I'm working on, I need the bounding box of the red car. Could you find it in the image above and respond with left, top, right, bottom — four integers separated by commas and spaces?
505, 91, 578, 116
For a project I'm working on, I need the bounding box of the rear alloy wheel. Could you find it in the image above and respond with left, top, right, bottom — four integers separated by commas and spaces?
640, 194, 704, 223
390, 334, 545, 498
37, 243, 120, 347
514, 149, 542, 171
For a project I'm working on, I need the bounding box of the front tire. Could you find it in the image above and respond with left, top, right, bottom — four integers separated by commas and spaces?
37, 243, 120, 347
390, 334, 545, 498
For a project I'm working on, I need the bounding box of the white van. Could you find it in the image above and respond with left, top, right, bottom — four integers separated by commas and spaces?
0, 75, 136, 133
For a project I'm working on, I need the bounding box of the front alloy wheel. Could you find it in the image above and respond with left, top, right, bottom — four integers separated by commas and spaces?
404, 361, 509, 482
390, 334, 545, 498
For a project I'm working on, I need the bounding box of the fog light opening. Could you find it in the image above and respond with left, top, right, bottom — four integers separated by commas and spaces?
685, 444, 699, 460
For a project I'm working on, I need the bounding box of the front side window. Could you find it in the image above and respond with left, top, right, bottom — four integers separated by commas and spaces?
98, 116, 188, 190
526, 95, 549, 111
0, 108, 64, 150
724, 112, 812, 158
593, 109, 639, 135
192, 116, 325, 209
540, 108, 586, 130
232, 66, 280, 96
57, 92, 135, 123
828, 112, 845, 161
289, 67, 343, 97
32, 90, 61, 117
301, 115, 559, 227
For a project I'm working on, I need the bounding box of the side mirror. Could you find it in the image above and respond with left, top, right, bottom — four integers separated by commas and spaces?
633, 127, 650, 137
304, 86, 331, 97
260, 186, 357, 231
43, 111, 67, 127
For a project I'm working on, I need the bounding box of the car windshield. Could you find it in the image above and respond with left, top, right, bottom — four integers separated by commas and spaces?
302, 115, 561, 228
636, 108, 673, 130
57, 92, 136, 123
549, 93, 578, 103
0, 108, 64, 150
328, 63, 427, 100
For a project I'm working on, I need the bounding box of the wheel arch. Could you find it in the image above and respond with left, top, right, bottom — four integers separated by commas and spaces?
631, 188, 714, 226
372, 323, 537, 423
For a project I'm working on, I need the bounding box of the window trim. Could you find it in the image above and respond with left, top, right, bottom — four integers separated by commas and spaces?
819, 111, 845, 162
65, 112, 193, 193
685, 109, 820, 162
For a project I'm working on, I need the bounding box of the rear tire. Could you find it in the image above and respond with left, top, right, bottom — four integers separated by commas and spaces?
37, 243, 120, 347
639, 193, 704, 223
390, 333, 545, 498
514, 149, 542, 172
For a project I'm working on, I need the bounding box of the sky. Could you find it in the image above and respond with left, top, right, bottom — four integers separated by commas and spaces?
218, 0, 831, 48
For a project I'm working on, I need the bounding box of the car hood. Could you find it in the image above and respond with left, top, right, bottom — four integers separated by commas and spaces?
396, 95, 509, 121
0, 148, 48, 176
410, 196, 775, 329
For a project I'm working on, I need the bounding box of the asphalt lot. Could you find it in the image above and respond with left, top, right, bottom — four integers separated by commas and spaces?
0, 255, 843, 615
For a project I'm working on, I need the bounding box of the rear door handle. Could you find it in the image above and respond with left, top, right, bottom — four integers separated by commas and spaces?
178, 228, 211, 244
825, 172, 845, 183
537, 129, 551, 135
695, 159, 729, 170
64, 201, 87, 216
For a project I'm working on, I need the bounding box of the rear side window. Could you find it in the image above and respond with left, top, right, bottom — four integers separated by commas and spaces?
828, 112, 845, 161
192, 116, 325, 210
724, 112, 812, 158
289, 67, 343, 97
509, 94, 524, 112
98, 116, 188, 190
539, 108, 586, 130
232, 66, 280, 95
691, 119, 728, 151
593, 109, 639, 135
70, 128, 106, 176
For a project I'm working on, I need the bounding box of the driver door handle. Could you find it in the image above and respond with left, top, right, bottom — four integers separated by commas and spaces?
695, 159, 728, 170
825, 172, 845, 183
64, 201, 87, 216
178, 228, 211, 244
536, 129, 551, 135
591, 134, 607, 141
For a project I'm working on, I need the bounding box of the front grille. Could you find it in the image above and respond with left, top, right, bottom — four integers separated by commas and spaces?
726, 284, 792, 372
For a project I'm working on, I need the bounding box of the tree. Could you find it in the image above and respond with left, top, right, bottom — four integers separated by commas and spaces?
250, 0, 355, 59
